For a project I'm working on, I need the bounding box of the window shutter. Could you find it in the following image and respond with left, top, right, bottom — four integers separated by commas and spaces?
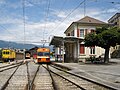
85, 29, 87, 35
80, 44, 85, 54
77, 29, 79, 37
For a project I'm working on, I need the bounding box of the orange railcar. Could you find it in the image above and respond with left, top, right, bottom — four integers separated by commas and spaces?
36, 48, 50, 64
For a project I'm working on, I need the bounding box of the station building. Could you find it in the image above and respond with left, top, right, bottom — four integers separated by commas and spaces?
50, 16, 108, 62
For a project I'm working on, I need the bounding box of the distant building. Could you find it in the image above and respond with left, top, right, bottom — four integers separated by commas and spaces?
108, 13, 120, 57
108, 13, 120, 28
29, 46, 38, 59
50, 16, 108, 62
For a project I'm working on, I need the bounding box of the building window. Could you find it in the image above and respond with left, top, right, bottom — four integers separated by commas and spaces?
91, 29, 95, 33
71, 30, 74, 36
80, 44, 85, 54
80, 29, 84, 37
90, 46, 95, 54
67, 33, 70, 36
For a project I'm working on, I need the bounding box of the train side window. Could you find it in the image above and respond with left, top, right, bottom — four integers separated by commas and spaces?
7, 52, 10, 54
3, 51, 5, 54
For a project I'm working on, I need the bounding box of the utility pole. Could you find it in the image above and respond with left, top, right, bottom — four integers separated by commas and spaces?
41, 40, 46, 47
22, 0, 26, 60
84, 0, 86, 17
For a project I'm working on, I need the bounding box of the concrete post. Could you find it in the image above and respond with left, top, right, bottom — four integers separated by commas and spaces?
62, 40, 64, 63
77, 40, 80, 63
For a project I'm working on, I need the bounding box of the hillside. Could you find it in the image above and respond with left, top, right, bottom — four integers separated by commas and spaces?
0, 40, 53, 51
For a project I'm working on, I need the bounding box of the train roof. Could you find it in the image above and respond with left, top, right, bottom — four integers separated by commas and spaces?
25, 51, 30, 53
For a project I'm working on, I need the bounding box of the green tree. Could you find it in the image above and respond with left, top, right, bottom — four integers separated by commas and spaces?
85, 27, 120, 63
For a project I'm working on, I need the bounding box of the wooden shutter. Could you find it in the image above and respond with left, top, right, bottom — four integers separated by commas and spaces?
77, 29, 79, 37
85, 29, 87, 35
80, 44, 85, 54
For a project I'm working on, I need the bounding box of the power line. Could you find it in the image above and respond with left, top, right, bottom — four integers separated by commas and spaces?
84, 0, 86, 17
0, 25, 19, 39
11, 40, 50, 43
49, 0, 85, 35
43, 0, 51, 44
26, 0, 51, 42
26, 0, 42, 8
58, 0, 68, 14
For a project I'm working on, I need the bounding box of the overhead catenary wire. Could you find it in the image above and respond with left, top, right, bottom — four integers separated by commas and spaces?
49, 0, 85, 35
42, 0, 51, 46
84, 0, 86, 17
26, 0, 51, 45
0, 25, 17, 38
95, 1, 120, 16
49, 0, 120, 36
26, 0, 68, 42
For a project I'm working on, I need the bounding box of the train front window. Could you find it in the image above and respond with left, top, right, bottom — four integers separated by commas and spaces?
38, 52, 49, 56
38, 52, 43, 56
44, 52, 50, 56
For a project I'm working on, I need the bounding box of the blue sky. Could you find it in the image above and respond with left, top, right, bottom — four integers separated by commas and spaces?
0, 0, 120, 45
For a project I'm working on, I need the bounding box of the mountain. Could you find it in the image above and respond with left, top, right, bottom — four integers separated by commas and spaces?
0, 40, 53, 51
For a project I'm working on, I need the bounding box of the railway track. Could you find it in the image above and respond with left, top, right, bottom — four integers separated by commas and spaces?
27, 63, 82, 90
0, 62, 27, 90
28, 64, 54, 90
0, 61, 118, 90
49, 64, 118, 90
0, 61, 23, 72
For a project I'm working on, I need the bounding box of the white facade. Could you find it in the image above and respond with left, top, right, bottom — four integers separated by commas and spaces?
64, 16, 108, 62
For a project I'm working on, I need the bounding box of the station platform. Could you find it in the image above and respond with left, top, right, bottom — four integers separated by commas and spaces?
55, 59, 120, 89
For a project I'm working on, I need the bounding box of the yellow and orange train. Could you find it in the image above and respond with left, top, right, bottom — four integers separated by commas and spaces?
35, 48, 51, 64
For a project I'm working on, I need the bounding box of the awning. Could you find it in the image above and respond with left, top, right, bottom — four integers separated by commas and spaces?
49, 36, 83, 46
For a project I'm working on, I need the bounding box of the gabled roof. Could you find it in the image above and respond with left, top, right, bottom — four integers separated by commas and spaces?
75, 16, 107, 24
64, 16, 108, 33
108, 13, 120, 23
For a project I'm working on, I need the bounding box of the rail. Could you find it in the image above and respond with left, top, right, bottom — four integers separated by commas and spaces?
50, 64, 118, 90
48, 65, 85, 90
43, 65, 58, 90
0, 61, 23, 69
0, 63, 23, 90
0, 61, 23, 72
29, 64, 40, 90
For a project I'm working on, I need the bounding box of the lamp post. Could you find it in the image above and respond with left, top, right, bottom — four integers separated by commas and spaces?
41, 40, 46, 47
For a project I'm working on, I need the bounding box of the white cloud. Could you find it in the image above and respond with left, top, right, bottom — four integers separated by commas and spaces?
52, 10, 67, 18
0, 3, 119, 46
0, 0, 5, 5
